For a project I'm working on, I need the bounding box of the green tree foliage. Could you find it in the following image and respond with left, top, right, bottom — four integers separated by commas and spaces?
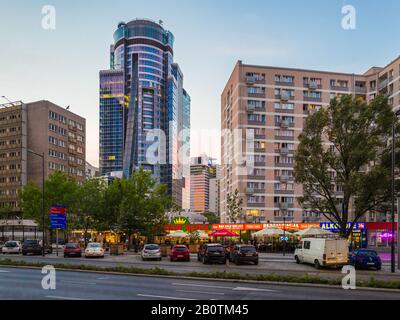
20, 171, 79, 228
203, 211, 219, 224
226, 189, 243, 224
294, 95, 397, 237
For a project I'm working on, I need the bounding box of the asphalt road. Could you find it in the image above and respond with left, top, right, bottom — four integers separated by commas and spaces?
0, 266, 399, 300
2, 252, 399, 282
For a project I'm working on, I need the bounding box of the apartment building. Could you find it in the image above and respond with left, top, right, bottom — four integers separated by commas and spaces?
27, 100, 86, 186
209, 165, 222, 216
220, 56, 400, 224
0, 101, 27, 211
0, 100, 86, 213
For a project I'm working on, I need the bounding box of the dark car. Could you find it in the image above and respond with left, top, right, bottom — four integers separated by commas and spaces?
229, 245, 259, 265
64, 243, 82, 258
197, 244, 226, 264
22, 240, 43, 255
170, 245, 190, 262
349, 249, 382, 270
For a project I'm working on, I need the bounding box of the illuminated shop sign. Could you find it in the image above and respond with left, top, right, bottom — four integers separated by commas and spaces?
320, 222, 366, 231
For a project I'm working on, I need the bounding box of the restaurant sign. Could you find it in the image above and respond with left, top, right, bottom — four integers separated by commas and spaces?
165, 217, 212, 232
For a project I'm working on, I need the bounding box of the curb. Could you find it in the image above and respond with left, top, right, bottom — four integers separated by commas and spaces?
1, 263, 400, 294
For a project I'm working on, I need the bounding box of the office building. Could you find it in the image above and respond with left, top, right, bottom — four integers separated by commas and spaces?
220, 56, 400, 223
99, 19, 190, 206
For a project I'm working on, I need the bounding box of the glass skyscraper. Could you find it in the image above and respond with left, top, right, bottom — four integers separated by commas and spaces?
99, 19, 190, 206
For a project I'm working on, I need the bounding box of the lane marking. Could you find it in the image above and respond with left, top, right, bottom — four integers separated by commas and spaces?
46, 295, 86, 300
60, 280, 97, 285
137, 294, 195, 300
172, 283, 234, 290
233, 286, 276, 292
97, 277, 109, 280
0, 270, 10, 273
176, 290, 225, 295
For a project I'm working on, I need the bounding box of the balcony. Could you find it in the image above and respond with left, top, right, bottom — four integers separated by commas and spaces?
246, 76, 265, 85
274, 216, 294, 222
355, 86, 367, 94
278, 175, 293, 182
275, 93, 292, 101
248, 92, 266, 99
378, 79, 388, 91
304, 82, 321, 90
68, 125, 77, 131
254, 134, 266, 140
303, 96, 322, 103
274, 135, 294, 141
247, 105, 256, 113
274, 107, 294, 114
246, 188, 265, 194
247, 202, 266, 208
254, 147, 266, 153
275, 148, 290, 155
330, 85, 349, 92
302, 216, 321, 222
254, 161, 266, 167
275, 189, 294, 195
277, 202, 294, 210
275, 120, 294, 128
248, 119, 266, 126
274, 162, 294, 168
247, 175, 265, 180
275, 80, 294, 87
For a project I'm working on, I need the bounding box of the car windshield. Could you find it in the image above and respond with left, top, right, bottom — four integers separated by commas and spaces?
66, 244, 79, 249
359, 251, 378, 257
24, 240, 39, 245
208, 246, 224, 252
239, 246, 256, 253
174, 246, 187, 251
145, 245, 160, 250
5, 242, 18, 247
88, 243, 101, 248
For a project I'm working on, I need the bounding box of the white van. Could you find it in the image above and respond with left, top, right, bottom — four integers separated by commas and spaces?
294, 238, 348, 269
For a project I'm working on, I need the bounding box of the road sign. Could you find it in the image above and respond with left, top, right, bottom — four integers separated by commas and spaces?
50, 205, 67, 229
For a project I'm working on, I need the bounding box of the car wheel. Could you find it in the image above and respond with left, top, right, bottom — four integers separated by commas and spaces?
295, 256, 300, 264
314, 259, 321, 269
254, 260, 258, 265
377, 266, 381, 271
22, 252, 27, 256
158, 257, 162, 261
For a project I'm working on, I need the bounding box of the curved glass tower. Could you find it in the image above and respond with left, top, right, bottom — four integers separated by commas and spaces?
99, 19, 190, 205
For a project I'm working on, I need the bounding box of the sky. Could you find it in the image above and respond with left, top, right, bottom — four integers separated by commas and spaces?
0, 0, 399, 166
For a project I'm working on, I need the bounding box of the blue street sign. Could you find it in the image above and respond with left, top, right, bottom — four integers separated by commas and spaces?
280, 236, 289, 241
50, 213, 66, 229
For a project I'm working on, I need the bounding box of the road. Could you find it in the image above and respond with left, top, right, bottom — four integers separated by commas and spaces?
2, 252, 399, 282
0, 266, 399, 300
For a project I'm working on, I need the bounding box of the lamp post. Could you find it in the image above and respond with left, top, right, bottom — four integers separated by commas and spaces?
28, 149, 45, 256
391, 110, 400, 273
283, 215, 286, 256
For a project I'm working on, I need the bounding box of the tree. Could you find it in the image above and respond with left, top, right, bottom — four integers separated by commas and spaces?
73, 178, 106, 246
203, 211, 219, 224
226, 189, 243, 223
20, 171, 79, 229
117, 168, 169, 248
294, 95, 397, 237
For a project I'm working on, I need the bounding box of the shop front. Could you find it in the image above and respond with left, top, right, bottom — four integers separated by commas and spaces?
320, 222, 368, 249
366, 222, 398, 248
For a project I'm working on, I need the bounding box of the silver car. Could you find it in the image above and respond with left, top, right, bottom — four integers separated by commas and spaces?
141, 244, 162, 261
2, 241, 22, 254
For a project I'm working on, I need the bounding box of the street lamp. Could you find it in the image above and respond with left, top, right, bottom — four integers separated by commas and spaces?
283, 214, 286, 256
391, 110, 400, 273
28, 149, 45, 257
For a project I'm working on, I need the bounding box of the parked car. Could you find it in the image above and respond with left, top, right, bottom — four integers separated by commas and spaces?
64, 243, 82, 258
22, 240, 43, 256
0, 241, 4, 252
85, 242, 105, 258
294, 238, 348, 269
349, 249, 381, 270
2, 241, 22, 254
141, 244, 162, 261
229, 245, 258, 265
170, 245, 190, 262
197, 243, 226, 264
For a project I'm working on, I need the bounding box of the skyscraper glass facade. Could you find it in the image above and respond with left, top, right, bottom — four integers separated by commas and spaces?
99, 19, 190, 206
